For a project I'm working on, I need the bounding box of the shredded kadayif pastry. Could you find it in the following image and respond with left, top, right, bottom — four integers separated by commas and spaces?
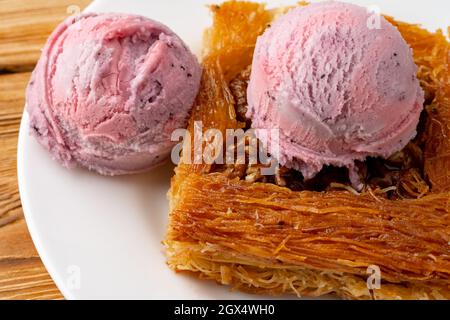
165, 1, 450, 299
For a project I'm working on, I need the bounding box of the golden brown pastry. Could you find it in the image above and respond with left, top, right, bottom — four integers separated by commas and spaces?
165, 1, 450, 300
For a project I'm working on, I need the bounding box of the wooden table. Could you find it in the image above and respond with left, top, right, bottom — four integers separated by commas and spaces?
0, 0, 91, 300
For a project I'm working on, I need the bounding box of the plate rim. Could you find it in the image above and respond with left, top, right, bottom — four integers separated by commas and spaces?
16, 0, 450, 300
17, 111, 75, 299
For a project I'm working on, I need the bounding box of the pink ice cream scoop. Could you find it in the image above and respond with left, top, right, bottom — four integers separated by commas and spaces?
247, 2, 424, 183
26, 13, 201, 175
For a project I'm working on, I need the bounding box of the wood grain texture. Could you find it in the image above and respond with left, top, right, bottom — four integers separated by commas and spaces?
0, 0, 91, 72
0, 220, 63, 300
0, 0, 91, 300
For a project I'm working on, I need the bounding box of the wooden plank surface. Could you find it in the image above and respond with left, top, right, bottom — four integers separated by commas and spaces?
0, 0, 91, 300
0, 0, 91, 73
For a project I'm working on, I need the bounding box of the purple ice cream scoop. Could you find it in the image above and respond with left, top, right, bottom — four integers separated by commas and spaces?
247, 2, 424, 184
26, 13, 201, 175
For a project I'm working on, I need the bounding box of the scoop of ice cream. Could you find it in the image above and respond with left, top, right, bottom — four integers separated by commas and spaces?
247, 2, 424, 183
26, 13, 201, 175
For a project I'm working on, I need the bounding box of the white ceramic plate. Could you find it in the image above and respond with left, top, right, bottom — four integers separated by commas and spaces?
17, 0, 449, 299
